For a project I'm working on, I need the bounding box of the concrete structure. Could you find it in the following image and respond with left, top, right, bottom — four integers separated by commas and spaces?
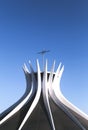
0, 60, 88, 130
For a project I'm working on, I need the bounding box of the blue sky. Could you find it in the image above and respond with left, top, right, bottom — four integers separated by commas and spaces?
0, 0, 88, 114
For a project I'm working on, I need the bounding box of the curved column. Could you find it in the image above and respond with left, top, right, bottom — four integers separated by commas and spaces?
42, 60, 55, 130
49, 62, 86, 130
18, 60, 41, 130
0, 64, 35, 125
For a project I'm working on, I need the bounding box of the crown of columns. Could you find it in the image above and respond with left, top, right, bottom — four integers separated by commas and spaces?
0, 60, 87, 130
